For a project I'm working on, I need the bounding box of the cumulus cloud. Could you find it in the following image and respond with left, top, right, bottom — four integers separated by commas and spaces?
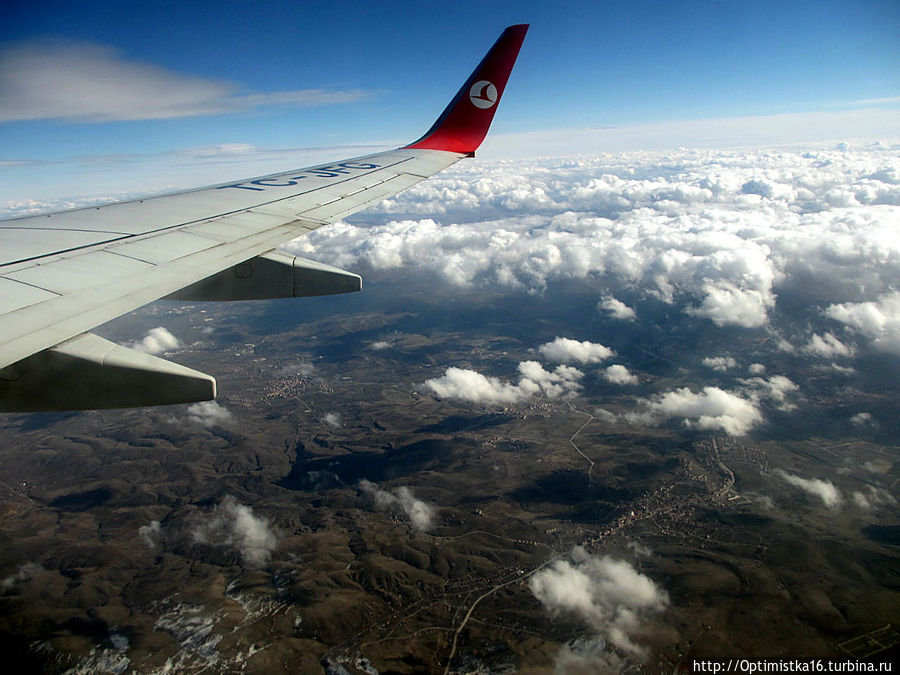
622, 373, 799, 433
423, 367, 523, 404
687, 282, 771, 328
0, 41, 370, 122
626, 541, 652, 557
862, 459, 890, 474
850, 412, 874, 427
359, 479, 436, 531
775, 470, 843, 509
802, 333, 855, 359
748, 363, 766, 375
192, 496, 278, 568
139, 520, 162, 549
538, 337, 615, 364
599, 296, 636, 321
825, 292, 900, 356
740, 375, 800, 411
851, 486, 896, 510
423, 361, 583, 404
278, 361, 316, 378
185, 401, 233, 428
1, 563, 43, 592
603, 365, 639, 386
529, 547, 668, 662
323, 412, 342, 428
702, 356, 737, 372
552, 637, 630, 674
627, 386, 763, 436
130, 326, 180, 355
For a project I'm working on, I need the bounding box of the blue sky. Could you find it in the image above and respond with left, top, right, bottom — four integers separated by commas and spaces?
1, 0, 898, 204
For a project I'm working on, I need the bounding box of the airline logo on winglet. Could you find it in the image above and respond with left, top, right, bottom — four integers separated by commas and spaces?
404, 24, 528, 153
469, 80, 498, 109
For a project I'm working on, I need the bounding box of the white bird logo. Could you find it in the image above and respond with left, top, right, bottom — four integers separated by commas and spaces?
469, 80, 498, 109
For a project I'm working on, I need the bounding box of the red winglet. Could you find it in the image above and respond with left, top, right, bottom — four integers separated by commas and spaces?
405, 24, 528, 155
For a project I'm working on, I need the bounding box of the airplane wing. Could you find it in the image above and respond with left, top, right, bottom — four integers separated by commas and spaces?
0, 24, 528, 412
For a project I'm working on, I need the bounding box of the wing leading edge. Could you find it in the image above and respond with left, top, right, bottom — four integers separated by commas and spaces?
0, 24, 528, 411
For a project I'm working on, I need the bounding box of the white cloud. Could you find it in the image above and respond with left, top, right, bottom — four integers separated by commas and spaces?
837, 95, 900, 107
740, 375, 800, 411
850, 412, 874, 427
626, 541, 652, 557
599, 296, 636, 321
802, 333, 855, 359
774, 470, 843, 509
851, 486, 896, 510
863, 459, 890, 474
538, 337, 615, 364
422, 367, 527, 404
687, 283, 771, 328
129, 326, 180, 355
291, 147, 899, 334
702, 356, 737, 372
754, 494, 776, 511
603, 364, 639, 386
323, 412, 342, 428
628, 386, 763, 435
483, 110, 900, 156
370, 340, 392, 350
139, 520, 162, 549
594, 408, 618, 424
423, 361, 583, 404
278, 361, 316, 378
748, 363, 766, 375
359, 479, 436, 531
185, 401, 233, 428
529, 547, 668, 662
1, 562, 43, 592
0, 41, 371, 122
826, 292, 900, 356
192, 496, 278, 568
552, 637, 629, 674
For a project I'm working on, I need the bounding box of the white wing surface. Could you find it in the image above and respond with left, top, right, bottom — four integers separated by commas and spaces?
0, 25, 528, 411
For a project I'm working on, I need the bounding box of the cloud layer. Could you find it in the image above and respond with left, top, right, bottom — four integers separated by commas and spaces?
290, 146, 899, 336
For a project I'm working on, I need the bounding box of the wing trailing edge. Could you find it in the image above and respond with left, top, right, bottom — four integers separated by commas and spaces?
0, 333, 215, 412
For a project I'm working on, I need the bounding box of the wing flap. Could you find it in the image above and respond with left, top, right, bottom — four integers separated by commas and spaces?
0, 227, 128, 263
165, 250, 361, 301
298, 173, 425, 222
107, 229, 223, 265
0, 332, 215, 411
0, 277, 59, 314
0, 219, 309, 369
